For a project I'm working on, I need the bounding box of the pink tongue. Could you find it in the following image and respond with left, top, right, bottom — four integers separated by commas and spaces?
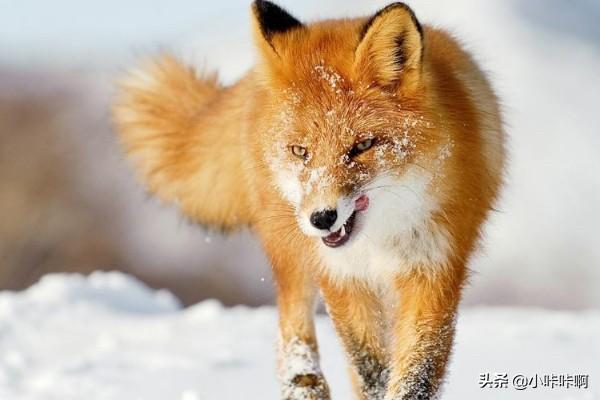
355, 195, 369, 212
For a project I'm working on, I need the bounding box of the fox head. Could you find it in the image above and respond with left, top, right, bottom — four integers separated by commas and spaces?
251, 1, 449, 249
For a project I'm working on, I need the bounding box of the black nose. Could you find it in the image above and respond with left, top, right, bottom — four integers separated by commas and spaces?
310, 208, 337, 230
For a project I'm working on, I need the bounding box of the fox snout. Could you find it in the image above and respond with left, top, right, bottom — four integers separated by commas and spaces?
300, 194, 370, 248
308, 194, 370, 231
309, 209, 337, 230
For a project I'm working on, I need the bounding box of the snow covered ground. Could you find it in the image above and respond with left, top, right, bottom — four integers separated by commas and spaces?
0, 272, 598, 400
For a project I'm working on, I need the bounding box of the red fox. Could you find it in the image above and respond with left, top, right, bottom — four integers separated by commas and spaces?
114, 1, 505, 399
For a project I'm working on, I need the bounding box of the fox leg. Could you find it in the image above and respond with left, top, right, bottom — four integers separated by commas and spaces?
320, 277, 388, 400
266, 241, 330, 400
384, 268, 464, 400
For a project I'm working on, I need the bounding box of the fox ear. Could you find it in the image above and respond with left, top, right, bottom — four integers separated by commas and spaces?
251, 0, 303, 57
354, 3, 423, 92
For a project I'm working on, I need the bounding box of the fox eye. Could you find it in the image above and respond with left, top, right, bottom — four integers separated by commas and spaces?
290, 145, 307, 159
349, 138, 375, 158
356, 138, 374, 151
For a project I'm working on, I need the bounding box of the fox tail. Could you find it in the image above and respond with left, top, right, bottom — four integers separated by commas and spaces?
113, 55, 250, 232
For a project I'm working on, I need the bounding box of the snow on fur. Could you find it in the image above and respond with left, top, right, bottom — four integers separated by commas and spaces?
278, 337, 328, 400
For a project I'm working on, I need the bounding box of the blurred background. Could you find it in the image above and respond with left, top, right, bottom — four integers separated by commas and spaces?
0, 0, 598, 309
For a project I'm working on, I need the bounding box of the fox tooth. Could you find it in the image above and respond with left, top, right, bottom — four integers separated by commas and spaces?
340, 224, 346, 237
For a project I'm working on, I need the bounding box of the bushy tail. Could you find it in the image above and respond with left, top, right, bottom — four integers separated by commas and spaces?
113, 55, 251, 231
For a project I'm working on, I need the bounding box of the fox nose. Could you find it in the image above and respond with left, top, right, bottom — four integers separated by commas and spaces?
310, 208, 337, 230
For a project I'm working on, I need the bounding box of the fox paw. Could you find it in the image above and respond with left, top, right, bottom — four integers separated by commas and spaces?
279, 338, 330, 400
282, 373, 330, 400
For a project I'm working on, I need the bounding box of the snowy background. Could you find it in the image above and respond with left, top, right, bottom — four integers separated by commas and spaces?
0, 0, 599, 399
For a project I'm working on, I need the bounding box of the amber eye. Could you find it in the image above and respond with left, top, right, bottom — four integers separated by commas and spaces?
290, 145, 307, 159
356, 138, 373, 151
349, 138, 375, 158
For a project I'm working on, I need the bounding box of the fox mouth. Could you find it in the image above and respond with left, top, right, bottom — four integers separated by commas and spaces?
321, 194, 369, 248
322, 211, 356, 248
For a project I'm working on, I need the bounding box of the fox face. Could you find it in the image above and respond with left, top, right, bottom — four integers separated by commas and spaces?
253, 2, 451, 264
264, 71, 433, 247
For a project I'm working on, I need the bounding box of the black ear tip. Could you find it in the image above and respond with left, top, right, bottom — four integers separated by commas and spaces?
387, 2, 423, 37
253, 0, 272, 11
252, 0, 287, 17
362, 2, 423, 40
253, 0, 303, 39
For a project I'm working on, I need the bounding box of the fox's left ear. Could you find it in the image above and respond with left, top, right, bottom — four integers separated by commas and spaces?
251, 0, 304, 59
354, 2, 423, 92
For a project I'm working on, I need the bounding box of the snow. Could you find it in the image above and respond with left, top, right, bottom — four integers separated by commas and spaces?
0, 272, 598, 400
314, 63, 344, 94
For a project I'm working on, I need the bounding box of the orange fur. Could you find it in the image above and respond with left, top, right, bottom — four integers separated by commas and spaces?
114, 2, 505, 399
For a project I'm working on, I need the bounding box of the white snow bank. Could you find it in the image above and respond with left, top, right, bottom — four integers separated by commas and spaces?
0, 272, 598, 400
0, 272, 180, 316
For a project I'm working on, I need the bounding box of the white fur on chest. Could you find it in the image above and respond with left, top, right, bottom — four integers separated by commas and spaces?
318, 169, 451, 286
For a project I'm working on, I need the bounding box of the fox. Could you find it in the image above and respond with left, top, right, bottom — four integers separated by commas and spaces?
113, 1, 505, 399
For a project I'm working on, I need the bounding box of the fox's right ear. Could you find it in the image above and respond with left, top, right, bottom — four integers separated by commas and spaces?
354, 2, 424, 94
251, 0, 304, 60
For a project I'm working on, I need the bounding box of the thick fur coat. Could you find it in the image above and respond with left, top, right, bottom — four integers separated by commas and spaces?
114, 2, 505, 399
